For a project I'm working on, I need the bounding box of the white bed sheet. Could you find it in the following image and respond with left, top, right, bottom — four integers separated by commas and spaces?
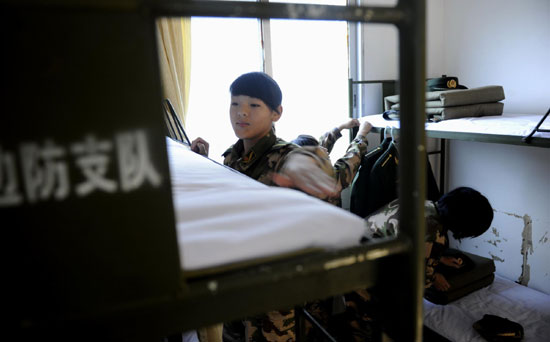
166, 138, 368, 271
424, 274, 550, 342
364, 113, 550, 139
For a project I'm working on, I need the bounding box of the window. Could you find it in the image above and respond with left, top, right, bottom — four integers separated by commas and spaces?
185, 17, 263, 161
186, 0, 350, 163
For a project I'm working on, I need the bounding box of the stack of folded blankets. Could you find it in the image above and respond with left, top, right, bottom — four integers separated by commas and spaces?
384, 85, 505, 122
424, 248, 496, 305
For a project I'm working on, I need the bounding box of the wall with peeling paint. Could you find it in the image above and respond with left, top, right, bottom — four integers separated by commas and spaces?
440, 0, 550, 295
447, 142, 550, 295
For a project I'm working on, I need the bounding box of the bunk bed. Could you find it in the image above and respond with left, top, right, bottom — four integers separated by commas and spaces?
369, 110, 550, 341
365, 112, 550, 148
2, 0, 428, 341
349, 78, 550, 147
423, 274, 550, 342
348, 82, 550, 341
350, 78, 550, 204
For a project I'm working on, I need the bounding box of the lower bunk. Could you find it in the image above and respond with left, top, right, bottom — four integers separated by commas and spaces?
424, 274, 550, 342
299, 247, 550, 342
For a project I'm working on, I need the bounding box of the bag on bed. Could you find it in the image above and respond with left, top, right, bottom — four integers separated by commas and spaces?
424, 249, 495, 305
473, 314, 524, 342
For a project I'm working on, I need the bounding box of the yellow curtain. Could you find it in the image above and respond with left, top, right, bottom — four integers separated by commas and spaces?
156, 17, 191, 127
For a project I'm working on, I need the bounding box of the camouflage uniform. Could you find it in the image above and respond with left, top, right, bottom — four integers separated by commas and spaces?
325, 200, 449, 342
364, 198, 448, 288
292, 128, 369, 340
305, 127, 368, 207
320, 127, 367, 194
222, 128, 367, 341
222, 128, 335, 342
223, 128, 334, 188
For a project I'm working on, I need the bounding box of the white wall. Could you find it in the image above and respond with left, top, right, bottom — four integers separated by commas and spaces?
442, 0, 550, 114
358, 0, 445, 115
447, 141, 550, 295
360, 0, 550, 294
361, 0, 445, 80
441, 0, 550, 295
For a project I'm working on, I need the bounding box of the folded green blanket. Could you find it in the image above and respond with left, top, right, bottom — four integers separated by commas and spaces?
428, 102, 504, 121
384, 85, 505, 110
384, 102, 504, 122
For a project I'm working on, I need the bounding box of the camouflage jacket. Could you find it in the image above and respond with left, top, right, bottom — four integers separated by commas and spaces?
222, 128, 333, 342
223, 128, 334, 187
364, 199, 448, 289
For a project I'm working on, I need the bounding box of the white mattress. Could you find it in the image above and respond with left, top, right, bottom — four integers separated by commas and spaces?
365, 113, 550, 139
424, 274, 550, 342
166, 138, 368, 271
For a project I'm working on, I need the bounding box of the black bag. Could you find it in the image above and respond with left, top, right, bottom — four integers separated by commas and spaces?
473, 314, 524, 342
424, 249, 496, 305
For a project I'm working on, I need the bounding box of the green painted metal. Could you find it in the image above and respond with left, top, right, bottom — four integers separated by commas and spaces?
370, 127, 550, 148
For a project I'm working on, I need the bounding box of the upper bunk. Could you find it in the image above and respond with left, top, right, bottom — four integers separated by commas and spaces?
349, 79, 550, 148
1, 0, 428, 341
366, 112, 550, 148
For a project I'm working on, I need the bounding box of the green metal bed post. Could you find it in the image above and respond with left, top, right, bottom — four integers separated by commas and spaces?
396, 0, 427, 340
348, 78, 356, 142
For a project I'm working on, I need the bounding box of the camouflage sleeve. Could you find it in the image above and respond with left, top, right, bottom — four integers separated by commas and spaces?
424, 216, 446, 288
364, 199, 400, 240
318, 127, 342, 154
425, 243, 437, 288
245, 309, 295, 342
332, 137, 368, 190
281, 146, 335, 178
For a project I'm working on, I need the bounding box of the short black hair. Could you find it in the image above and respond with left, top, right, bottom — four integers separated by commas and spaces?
436, 186, 493, 239
292, 134, 319, 147
230, 72, 282, 113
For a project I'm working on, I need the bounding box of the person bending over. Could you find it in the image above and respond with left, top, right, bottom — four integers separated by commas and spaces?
364, 186, 493, 290
333, 187, 495, 342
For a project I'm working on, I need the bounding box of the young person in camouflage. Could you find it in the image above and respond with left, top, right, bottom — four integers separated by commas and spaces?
191, 72, 348, 342
220, 72, 343, 203
329, 187, 494, 341
292, 118, 373, 207
289, 119, 372, 339
363, 186, 493, 290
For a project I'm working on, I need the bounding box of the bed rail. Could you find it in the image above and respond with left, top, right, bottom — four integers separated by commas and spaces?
163, 98, 192, 146
523, 107, 550, 144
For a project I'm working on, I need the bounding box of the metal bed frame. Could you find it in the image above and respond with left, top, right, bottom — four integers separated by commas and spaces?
349, 78, 445, 193
2, 0, 427, 341
163, 98, 192, 146
523, 107, 550, 145
349, 79, 550, 198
